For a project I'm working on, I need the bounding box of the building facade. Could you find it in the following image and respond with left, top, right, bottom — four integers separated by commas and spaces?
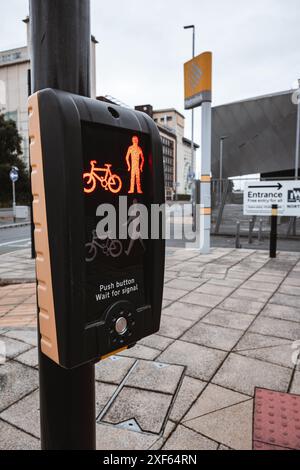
0, 45, 30, 167
211, 90, 298, 179
153, 108, 197, 198
134, 106, 198, 199
0, 18, 98, 169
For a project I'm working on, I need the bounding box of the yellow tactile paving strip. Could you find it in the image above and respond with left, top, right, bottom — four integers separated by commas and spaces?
0, 284, 37, 328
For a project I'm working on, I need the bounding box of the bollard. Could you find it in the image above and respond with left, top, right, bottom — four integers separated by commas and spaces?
248, 218, 253, 244
258, 218, 263, 243
270, 205, 278, 258
235, 221, 241, 249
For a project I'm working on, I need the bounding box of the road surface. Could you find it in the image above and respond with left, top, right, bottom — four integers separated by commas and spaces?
0, 225, 31, 255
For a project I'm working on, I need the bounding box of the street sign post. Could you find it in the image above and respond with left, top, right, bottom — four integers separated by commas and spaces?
184, 51, 213, 254
9, 166, 19, 222
244, 180, 300, 217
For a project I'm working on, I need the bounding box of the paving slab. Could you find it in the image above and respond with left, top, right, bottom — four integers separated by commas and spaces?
182, 321, 242, 352
158, 315, 194, 339
213, 353, 292, 396
278, 285, 300, 296
102, 386, 172, 434
184, 400, 253, 450
0, 389, 40, 438
283, 277, 300, 287
231, 288, 271, 303
271, 293, 300, 309
261, 303, 300, 323
3, 329, 37, 346
249, 316, 300, 341
219, 297, 265, 316
96, 422, 157, 450
195, 283, 235, 297
180, 292, 224, 308
234, 332, 294, 369
163, 302, 209, 322
0, 419, 40, 450
157, 340, 226, 381
249, 274, 282, 286
0, 336, 32, 359
290, 372, 300, 394
169, 376, 206, 423
138, 334, 173, 351
208, 278, 243, 288
202, 309, 254, 331
163, 287, 188, 301
119, 344, 160, 361
242, 280, 279, 293
96, 382, 118, 417
15, 347, 38, 368
184, 384, 251, 422
166, 278, 204, 291
95, 356, 136, 384
162, 424, 218, 450
0, 361, 39, 412
149, 420, 176, 450
125, 360, 184, 394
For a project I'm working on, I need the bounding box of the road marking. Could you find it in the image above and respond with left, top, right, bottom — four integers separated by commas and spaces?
0, 238, 31, 247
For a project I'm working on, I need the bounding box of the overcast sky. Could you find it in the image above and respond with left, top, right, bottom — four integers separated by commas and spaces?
1, 0, 300, 138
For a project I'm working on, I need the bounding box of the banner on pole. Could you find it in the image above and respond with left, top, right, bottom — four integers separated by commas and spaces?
184, 51, 212, 110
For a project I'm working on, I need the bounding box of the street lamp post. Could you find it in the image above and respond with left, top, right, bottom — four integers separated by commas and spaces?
184, 25, 195, 176
219, 135, 229, 205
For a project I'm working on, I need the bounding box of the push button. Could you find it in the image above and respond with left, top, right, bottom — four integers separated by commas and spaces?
115, 317, 128, 336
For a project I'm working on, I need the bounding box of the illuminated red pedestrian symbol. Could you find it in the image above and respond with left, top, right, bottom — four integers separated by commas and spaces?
126, 136, 144, 194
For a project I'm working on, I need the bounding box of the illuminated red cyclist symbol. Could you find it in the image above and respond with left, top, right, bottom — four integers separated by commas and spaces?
83, 160, 122, 194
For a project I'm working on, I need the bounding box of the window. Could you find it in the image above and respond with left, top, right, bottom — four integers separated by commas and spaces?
5, 111, 18, 123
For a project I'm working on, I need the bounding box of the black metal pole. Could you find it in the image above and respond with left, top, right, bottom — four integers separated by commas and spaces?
29, 0, 96, 450
270, 204, 278, 259
27, 68, 35, 260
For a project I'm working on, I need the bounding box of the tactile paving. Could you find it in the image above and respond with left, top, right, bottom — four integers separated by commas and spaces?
253, 388, 300, 450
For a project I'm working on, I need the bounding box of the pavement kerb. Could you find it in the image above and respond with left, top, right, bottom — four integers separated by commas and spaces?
0, 222, 31, 230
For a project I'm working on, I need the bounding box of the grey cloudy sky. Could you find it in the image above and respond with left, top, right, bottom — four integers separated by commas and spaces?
1, 0, 300, 137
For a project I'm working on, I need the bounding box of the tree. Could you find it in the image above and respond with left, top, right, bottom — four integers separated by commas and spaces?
0, 114, 30, 206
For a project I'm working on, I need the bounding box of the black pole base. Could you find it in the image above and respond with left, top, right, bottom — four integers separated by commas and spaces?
270, 205, 278, 259
39, 351, 96, 450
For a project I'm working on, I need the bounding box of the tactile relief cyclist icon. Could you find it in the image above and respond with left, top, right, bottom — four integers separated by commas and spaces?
83, 135, 144, 195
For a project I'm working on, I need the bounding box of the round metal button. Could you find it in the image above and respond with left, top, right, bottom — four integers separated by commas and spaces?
115, 317, 128, 336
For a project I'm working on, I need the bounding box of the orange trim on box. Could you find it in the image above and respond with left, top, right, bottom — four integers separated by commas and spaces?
100, 347, 128, 361
28, 93, 59, 365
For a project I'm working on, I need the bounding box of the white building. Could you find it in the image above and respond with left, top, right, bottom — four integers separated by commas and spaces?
0, 45, 30, 166
152, 108, 198, 199
0, 17, 98, 169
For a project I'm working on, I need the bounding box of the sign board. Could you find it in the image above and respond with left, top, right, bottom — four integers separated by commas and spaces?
9, 168, 19, 183
184, 51, 212, 110
244, 181, 300, 216
28, 89, 165, 369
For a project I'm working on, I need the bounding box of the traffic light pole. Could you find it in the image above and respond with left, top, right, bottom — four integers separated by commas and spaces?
29, 0, 96, 450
